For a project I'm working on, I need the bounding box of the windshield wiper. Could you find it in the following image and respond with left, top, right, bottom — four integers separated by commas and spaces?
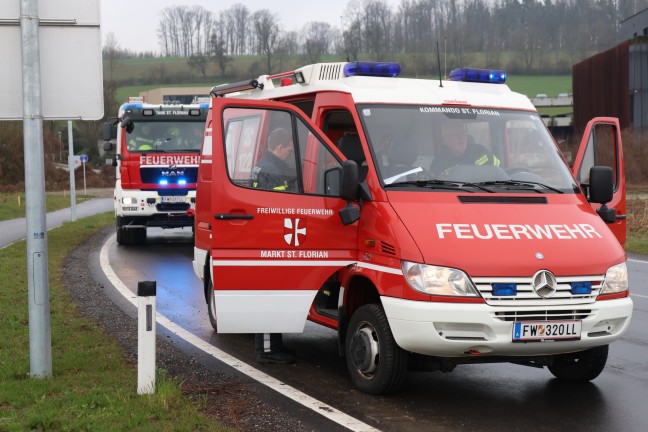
385, 179, 494, 193
476, 180, 564, 194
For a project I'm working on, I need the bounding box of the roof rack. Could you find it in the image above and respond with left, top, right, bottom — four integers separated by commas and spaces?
210, 79, 263, 97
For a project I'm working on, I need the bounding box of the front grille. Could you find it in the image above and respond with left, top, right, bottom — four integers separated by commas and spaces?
158, 189, 190, 196
494, 309, 592, 322
156, 203, 190, 212
140, 167, 198, 184
473, 275, 603, 307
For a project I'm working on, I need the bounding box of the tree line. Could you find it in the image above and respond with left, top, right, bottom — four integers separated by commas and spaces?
103, 0, 648, 75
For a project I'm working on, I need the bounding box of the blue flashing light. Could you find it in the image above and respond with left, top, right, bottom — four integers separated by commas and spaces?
570, 281, 592, 295
343, 62, 401, 78
492, 283, 517, 296
449, 68, 507, 84
123, 103, 143, 111
178, 179, 187, 185
159, 179, 169, 186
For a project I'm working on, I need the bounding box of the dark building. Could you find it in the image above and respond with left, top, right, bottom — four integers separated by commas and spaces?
573, 8, 648, 132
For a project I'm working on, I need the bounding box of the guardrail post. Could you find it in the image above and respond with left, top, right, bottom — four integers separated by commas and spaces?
137, 281, 156, 395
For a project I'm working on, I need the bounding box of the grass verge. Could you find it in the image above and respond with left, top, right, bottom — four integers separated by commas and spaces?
0, 192, 93, 222
0, 212, 221, 431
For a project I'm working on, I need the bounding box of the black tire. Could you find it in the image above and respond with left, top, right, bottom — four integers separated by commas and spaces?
345, 304, 408, 394
116, 216, 125, 245
206, 278, 218, 331
548, 345, 609, 382
132, 227, 147, 245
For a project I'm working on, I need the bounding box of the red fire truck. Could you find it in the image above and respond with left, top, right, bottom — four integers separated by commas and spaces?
103, 97, 208, 245
193, 62, 632, 394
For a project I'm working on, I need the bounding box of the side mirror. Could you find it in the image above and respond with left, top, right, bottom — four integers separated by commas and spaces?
589, 166, 613, 204
338, 160, 360, 226
589, 166, 616, 224
340, 159, 359, 202
121, 117, 135, 134
103, 121, 117, 141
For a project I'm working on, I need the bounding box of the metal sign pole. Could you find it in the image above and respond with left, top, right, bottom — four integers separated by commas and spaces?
67, 120, 76, 221
21, 0, 52, 378
83, 159, 86, 196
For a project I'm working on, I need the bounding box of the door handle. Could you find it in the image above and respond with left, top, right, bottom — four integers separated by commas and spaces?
214, 213, 254, 220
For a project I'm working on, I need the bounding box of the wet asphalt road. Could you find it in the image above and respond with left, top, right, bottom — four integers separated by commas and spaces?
103, 227, 648, 432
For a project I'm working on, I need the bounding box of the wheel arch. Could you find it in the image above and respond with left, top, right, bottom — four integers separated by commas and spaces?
338, 273, 381, 356
202, 251, 212, 303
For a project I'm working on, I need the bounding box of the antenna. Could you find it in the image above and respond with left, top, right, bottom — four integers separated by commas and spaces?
436, 42, 443, 88
444, 37, 447, 78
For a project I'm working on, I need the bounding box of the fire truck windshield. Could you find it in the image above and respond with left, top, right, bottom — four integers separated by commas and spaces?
359, 105, 578, 193
125, 121, 204, 153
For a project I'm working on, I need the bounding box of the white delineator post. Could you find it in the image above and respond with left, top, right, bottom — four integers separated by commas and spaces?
137, 281, 156, 395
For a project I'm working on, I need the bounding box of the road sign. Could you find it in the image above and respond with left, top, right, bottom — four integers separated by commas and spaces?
80, 154, 88, 163
0, 0, 103, 120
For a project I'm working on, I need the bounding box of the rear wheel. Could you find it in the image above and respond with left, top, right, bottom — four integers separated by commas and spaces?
206, 278, 218, 331
548, 345, 608, 382
345, 304, 408, 394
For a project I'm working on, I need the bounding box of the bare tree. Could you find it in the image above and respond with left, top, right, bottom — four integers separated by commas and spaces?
223, 4, 251, 55
103, 32, 121, 82
210, 31, 232, 77
252, 9, 281, 72
158, 5, 214, 57
303, 22, 334, 63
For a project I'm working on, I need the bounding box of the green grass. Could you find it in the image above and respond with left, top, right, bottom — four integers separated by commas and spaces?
626, 232, 648, 255
505, 75, 572, 99
0, 192, 93, 222
0, 212, 221, 431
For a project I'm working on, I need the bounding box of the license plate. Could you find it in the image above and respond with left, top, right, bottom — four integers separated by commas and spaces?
160, 196, 186, 203
513, 320, 581, 342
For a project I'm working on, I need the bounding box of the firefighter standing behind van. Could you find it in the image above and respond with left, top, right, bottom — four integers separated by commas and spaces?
431, 121, 500, 175
251, 127, 298, 364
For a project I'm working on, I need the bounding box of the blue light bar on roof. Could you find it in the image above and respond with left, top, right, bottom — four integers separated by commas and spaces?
449, 68, 507, 84
123, 103, 143, 111
344, 62, 401, 78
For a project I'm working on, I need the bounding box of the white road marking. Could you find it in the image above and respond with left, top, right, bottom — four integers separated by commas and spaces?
99, 234, 379, 432
628, 257, 648, 264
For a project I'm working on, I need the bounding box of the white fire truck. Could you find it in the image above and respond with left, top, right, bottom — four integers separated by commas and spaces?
193, 62, 632, 394
103, 97, 208, 244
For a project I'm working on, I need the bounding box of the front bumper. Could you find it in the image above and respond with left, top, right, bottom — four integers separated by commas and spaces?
115, 188, 195, 222
382, 295, 633, 357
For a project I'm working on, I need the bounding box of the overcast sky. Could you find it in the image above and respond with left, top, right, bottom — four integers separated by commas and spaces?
101, 0, 400, 53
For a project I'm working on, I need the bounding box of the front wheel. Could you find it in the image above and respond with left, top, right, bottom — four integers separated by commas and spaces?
206, 278, 218, 331
345, 304, 408, 394
547, 345, 608, 382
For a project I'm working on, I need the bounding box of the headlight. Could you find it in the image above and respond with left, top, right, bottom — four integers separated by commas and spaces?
600, 262, 628, 294
402, 261, 479, 297
121, 197, 137, 205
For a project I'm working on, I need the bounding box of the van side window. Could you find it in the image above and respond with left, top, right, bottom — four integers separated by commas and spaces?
296, 118, 343, 196
222, 107, 342, 196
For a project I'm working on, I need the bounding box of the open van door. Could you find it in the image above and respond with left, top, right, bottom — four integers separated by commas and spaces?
572, 117, 626, 246
207, 97, 359, 333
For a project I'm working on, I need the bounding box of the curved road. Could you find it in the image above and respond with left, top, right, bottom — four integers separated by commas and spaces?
0, 197, 114, 249
100, 227, 648, 432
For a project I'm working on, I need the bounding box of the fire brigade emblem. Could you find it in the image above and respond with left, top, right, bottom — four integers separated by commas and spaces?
284, 218, 306, 247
